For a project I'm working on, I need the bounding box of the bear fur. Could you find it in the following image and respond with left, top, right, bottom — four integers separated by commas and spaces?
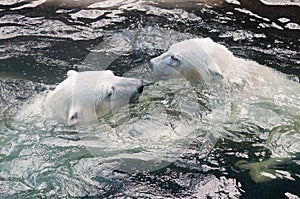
150, 38, 300, 183
150, 38, 278, 89
45, 70, 143, 125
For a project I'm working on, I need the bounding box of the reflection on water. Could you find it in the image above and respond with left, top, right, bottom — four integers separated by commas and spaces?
0, 0, 300, 198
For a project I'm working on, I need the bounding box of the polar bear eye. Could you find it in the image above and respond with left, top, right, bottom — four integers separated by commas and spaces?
170, 55, 180, 67
171, 55, 179, 61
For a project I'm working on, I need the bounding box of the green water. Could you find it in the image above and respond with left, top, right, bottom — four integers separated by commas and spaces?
0, 0, 299, 198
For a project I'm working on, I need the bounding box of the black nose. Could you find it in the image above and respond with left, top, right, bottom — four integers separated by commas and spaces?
137, 85, 144, 93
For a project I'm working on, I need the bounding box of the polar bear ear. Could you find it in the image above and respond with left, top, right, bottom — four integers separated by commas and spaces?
107, 86, 115, 98
68, 109, 80, 126
67, 70, 78, 77
105, 70, 114, 75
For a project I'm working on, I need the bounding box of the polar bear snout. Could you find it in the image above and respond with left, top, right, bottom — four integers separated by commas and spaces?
129, 85, 144, 103
149, 53, 184, 80
149, 54, 165, 71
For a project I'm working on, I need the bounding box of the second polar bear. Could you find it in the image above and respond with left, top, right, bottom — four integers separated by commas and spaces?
150, 38, 280, 88
46, 70, 144, 125
150, 37, 300, 183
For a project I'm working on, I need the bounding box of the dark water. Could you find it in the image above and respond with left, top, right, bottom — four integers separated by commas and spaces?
0, 0, 300, 198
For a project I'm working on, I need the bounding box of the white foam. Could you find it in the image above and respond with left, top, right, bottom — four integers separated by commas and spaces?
278, 17, 291, 23
260, 0, 300, 6
285, 22, 300, 30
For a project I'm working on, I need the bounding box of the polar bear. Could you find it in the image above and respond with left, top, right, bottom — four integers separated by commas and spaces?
150, 37, 300, 183
45, 70, 144, 125
149, 37, 277, 88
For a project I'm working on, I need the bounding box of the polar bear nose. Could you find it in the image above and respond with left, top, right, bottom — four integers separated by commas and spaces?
129, 85, 144, 103
137, 85, 144, 94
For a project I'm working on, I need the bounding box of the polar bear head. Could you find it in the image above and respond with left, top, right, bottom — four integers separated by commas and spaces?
150, 38, 237, 82
46, 70, 144, 125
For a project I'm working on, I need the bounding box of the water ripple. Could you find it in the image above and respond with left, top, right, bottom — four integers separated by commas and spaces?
0, 0, 299, 198
0, 14, 103, 40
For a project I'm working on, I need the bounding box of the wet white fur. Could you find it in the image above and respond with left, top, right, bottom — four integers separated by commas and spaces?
45, 70, 142, 125
150, 38, 282, 89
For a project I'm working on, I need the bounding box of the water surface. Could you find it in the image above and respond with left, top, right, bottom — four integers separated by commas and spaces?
0, 0, 299, 198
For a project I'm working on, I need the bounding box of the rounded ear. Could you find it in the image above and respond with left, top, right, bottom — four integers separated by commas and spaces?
68, 108, 80, 125
67, 70, 78, 77
107, 86, 115, 98
104, 70, 115, 76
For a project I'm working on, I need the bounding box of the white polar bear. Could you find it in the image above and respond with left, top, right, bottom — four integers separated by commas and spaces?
45, 70, 144, 125
150, 37, 300, 183
149, 37, 278, 88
